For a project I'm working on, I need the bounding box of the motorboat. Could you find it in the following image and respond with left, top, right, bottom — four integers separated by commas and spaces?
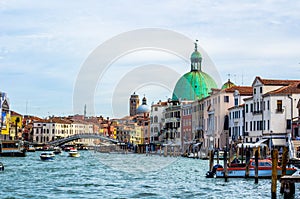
40, 152, 55, 161
53, 147, 62, 155
0, 162, 4, 171
213, 159, 297, 178
69, 148, 80, 157
27, 145, 36, 152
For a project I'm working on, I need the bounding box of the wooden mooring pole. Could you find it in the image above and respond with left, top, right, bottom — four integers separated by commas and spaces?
241, 143, 244, 164
224, 147, 228, 182
254, 150, 259, 184
280, 146, 289, 194
271, 149, 278, 199
209, 150, 214, 172
245, 147, 250, 178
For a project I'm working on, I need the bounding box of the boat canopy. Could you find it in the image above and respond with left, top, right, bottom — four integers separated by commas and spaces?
237, 139, 268, 148
272, 138, 287, 146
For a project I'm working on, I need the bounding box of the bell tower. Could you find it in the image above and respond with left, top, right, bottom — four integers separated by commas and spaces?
129, 92, 140, 116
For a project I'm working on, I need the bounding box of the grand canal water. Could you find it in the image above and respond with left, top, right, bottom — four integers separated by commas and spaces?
0, 151, 299, 199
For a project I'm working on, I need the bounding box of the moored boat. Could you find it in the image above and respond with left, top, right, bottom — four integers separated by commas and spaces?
40, 152, 55, 161
69, 148, 80, 157
27, 145, 36, 152
214, 159, 297, 178
0, 140, 26, 157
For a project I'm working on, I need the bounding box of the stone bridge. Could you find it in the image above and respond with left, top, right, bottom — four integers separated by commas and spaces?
47, 133, 118, 146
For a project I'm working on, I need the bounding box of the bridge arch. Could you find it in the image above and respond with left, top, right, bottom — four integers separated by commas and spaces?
47, 133, 119, 146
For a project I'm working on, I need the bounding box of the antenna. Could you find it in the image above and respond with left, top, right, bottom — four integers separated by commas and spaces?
242, 73, 244, 86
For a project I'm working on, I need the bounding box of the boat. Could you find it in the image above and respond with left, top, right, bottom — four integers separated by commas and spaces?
40, 152, 55, 161
0, 140, 26, 157
0, 162, 4, 171
213, 159, 297, 178
53, 147, 62, 154
27, 145, 36, 152
69, 148, 80, 157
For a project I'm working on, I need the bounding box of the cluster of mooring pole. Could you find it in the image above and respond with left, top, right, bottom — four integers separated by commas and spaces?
205, 130, 296, 199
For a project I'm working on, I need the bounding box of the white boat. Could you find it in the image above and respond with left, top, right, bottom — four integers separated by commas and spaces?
69, 148, 80, 157
27, 145, 36, 152
40, 152, 55, 161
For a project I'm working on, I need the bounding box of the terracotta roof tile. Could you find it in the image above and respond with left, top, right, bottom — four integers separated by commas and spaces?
256, 76, 300, 86
224, 86, 253, 95
265, 82, 300, 95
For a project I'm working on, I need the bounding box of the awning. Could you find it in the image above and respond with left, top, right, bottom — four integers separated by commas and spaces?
237, 139, 268, 148
255, 139, 268, 146
272, 139, 287, 146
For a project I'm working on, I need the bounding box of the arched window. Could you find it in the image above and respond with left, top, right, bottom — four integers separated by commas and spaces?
154, 116, 158, 123
36, 136, 39, 142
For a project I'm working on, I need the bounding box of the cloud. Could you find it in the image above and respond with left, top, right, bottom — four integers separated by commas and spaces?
1, 0, 299, 117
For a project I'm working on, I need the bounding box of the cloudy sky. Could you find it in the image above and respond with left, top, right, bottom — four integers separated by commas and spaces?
0, 0, 299, 118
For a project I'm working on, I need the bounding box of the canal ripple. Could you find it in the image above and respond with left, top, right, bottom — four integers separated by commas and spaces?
0, 151, 299, 198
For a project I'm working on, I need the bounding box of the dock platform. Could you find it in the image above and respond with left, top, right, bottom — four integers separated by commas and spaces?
280, 175, 300, 198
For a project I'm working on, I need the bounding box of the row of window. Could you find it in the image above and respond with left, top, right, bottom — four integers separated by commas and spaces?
150, 127, 159, 133
245, 100, 283, 113
150, 116, 159, 123
35, 128, 88, 134
229, 110, 243, 119
245, 120, 269, 131
191, 96, 231, 113
36, 123, 90, 128
165, 111, 180, 119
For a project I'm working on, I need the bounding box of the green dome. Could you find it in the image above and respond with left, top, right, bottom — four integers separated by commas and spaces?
221, 79, 235, 89
191, 51, 202, 63
172, 71, 217, 101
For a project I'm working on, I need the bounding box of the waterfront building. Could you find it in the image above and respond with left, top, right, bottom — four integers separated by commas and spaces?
33, 116, 97, 145
203, 85, 252, 150
294, 99, 300, 138
131, 125, 143, 145
22, 115, 43, 142
244, 77, 300, 150
161, 100, 181, 146
9, 111, 23, 140
0, 92, 10, 140
181, 101, 193, 153
227, 86, 253, 144
191, 99, 205, 146
136, 96, 150, 144
150, 100, 167, 144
